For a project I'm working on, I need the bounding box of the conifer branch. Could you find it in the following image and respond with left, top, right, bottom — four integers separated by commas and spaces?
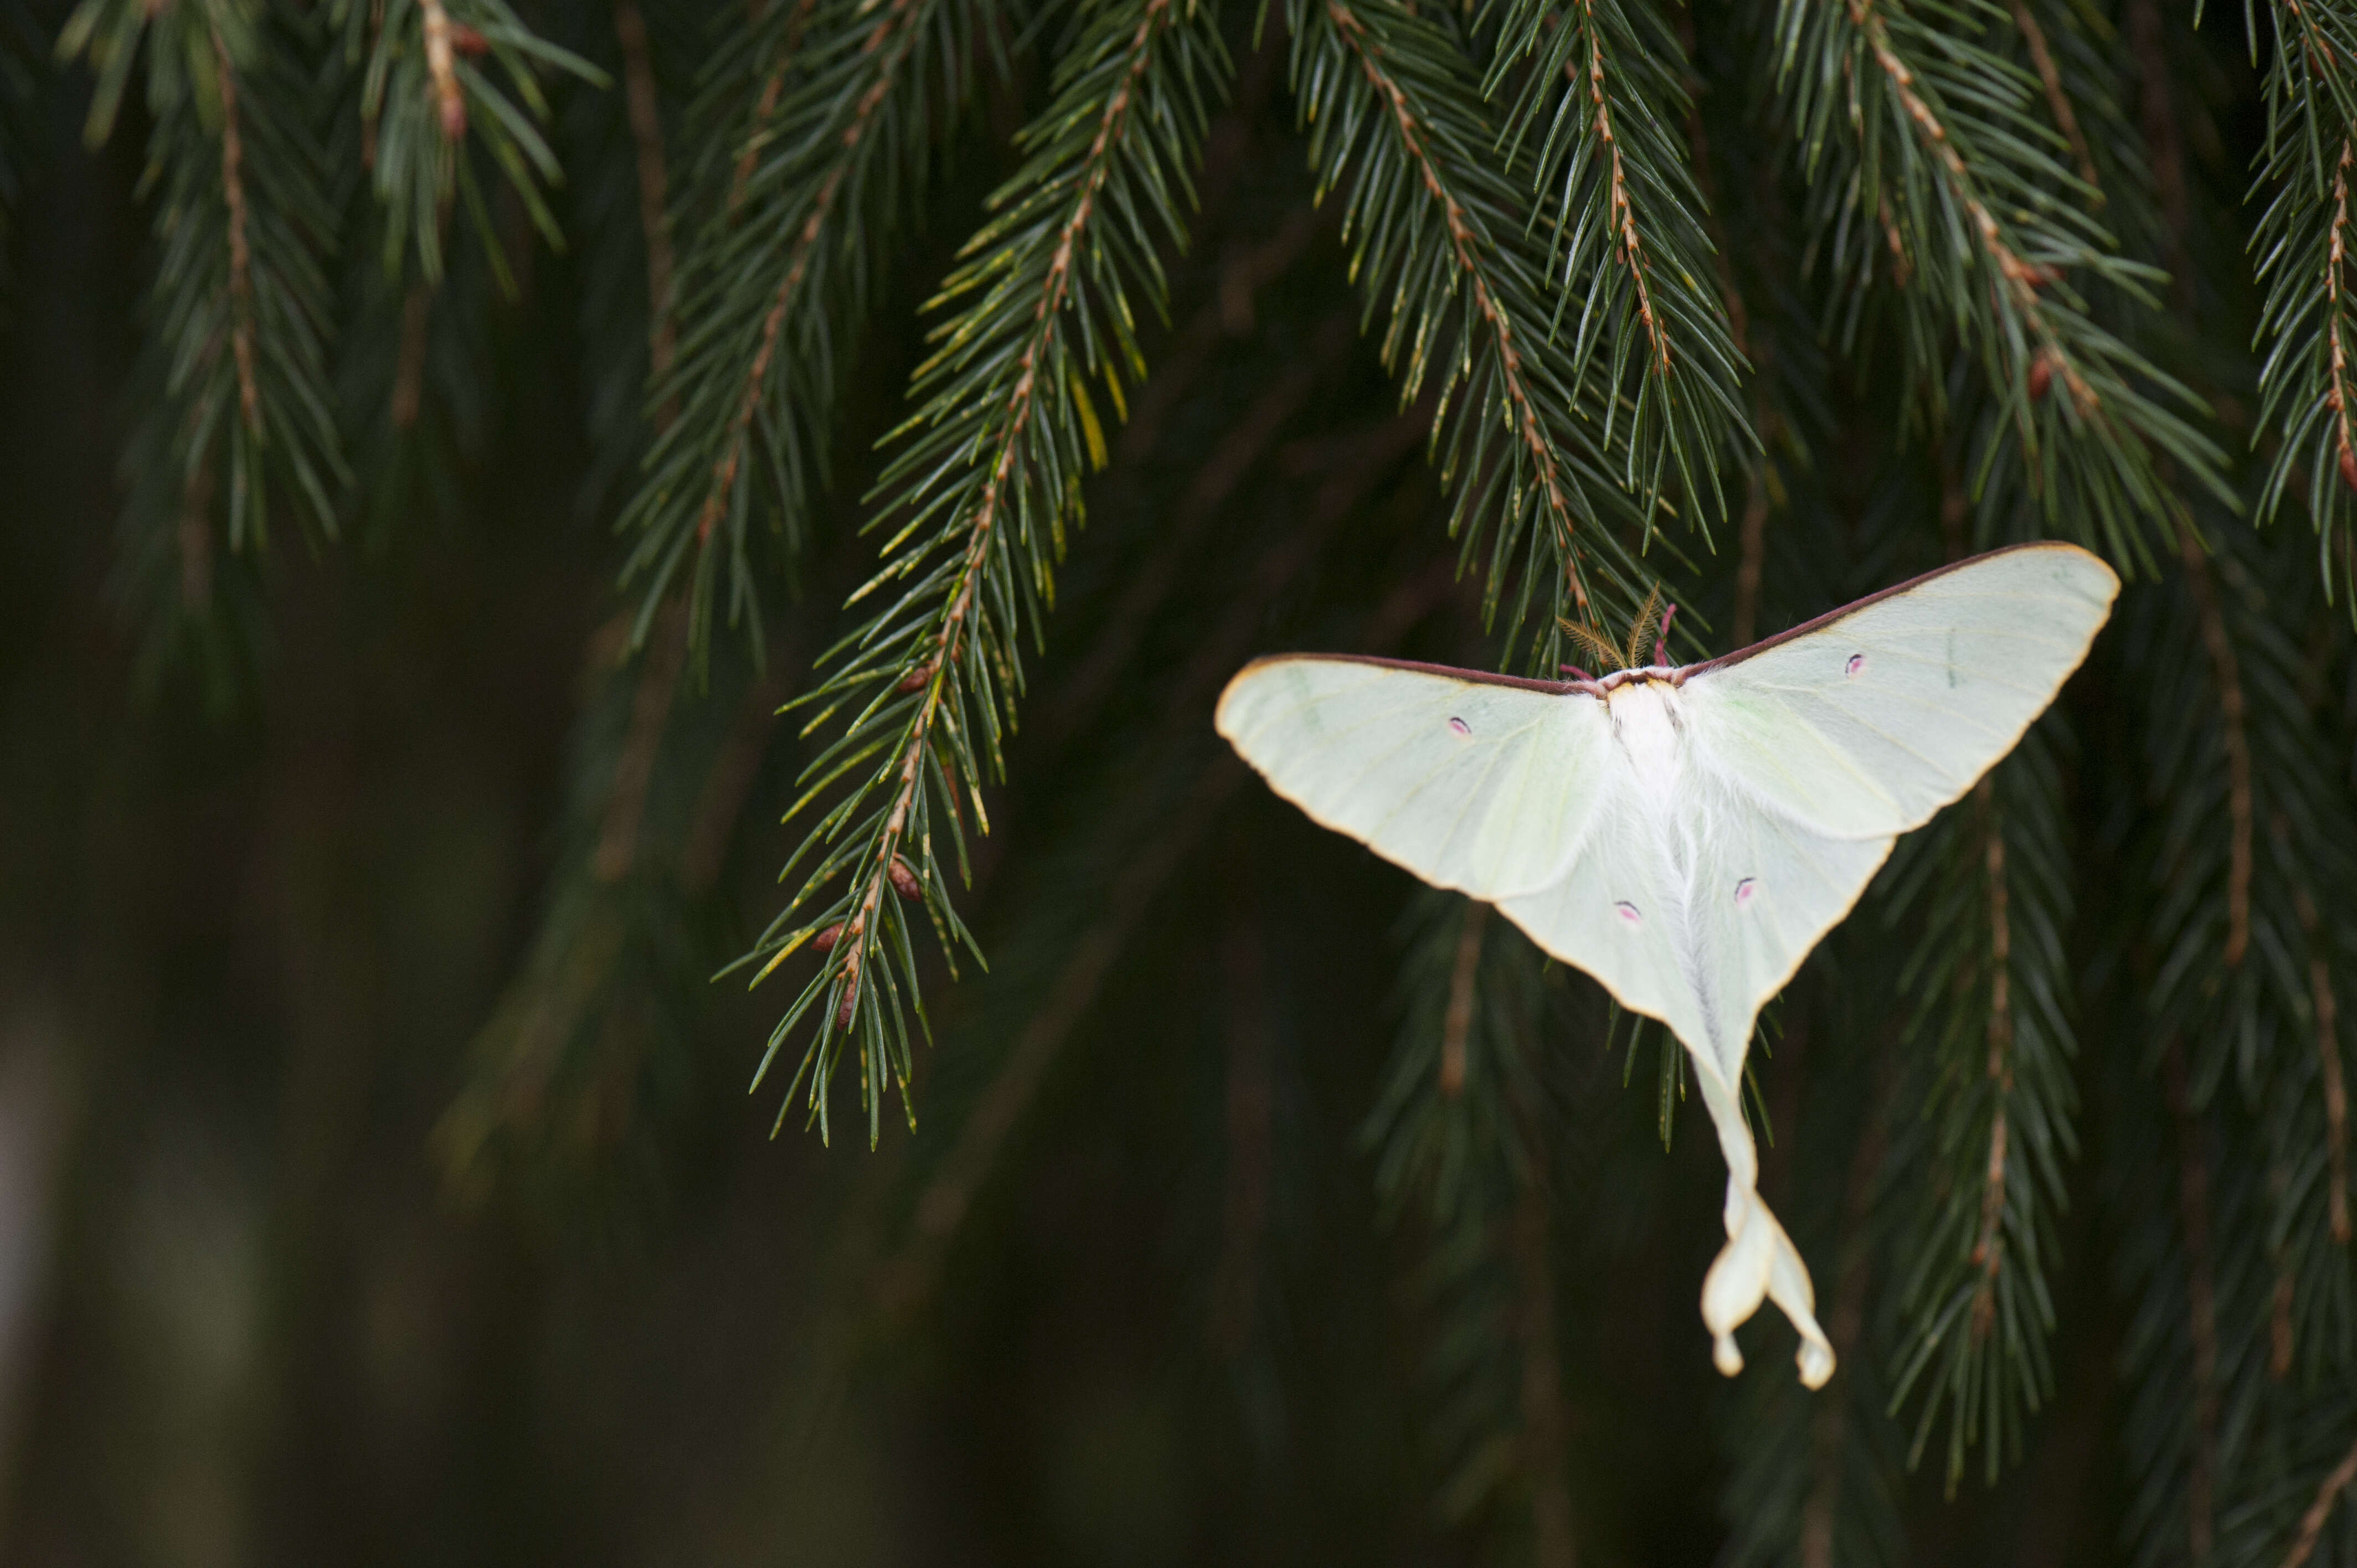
62, 0, 349, 685
2119, 513, 2357, 1566
2162, 1044, 2221, 1564
2292, 877, 2354, 1246
748, 0, 1231, 1140
1769, 0, 2227, 560
435, 615, 793, 1200
333, 0, 603, 285
876, 492, 1447, 1316
2284, 1432, 2357, 1568
217, 31, 262, 438
1886, 726, 2079, 1490
1488, 0, 1751, 519
724, 0, 825, 215
2003, 0, 2097, 194
620, 0, 989, 653
1292, 0, 1674, 658
2250, 0, 2357, 600
610, 0, 675, 393
2181, 527, 2255, 966
1367, 891, 1573, 1541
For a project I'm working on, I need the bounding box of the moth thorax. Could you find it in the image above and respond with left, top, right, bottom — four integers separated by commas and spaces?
1605, 680, 1684, 788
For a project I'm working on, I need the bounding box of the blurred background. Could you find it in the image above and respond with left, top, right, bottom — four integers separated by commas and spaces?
0, 0, 2327, 1562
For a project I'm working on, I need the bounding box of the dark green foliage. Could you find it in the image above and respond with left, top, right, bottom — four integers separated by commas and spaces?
327, 0, 603, 286
21, 0, 2357, 1559
2108, 508, 2357, 1567
1763, 0, 2228, 561
61, 0, 349, 694
1363, 894, 1578, 1550
1288, 0, 1664, 652
749, 0, 1233, 1144
1488, 0, 1749, 516
616, 0, 997, 652
1883, 724, 2082, 1490
2251, 0, 2357, 594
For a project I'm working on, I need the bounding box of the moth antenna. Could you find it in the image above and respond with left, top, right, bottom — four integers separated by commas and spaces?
1560, 617, 1624, 670
1625, 583, 1666, 671
1655, 604, 1677, 667
1561, 664, 1594, 683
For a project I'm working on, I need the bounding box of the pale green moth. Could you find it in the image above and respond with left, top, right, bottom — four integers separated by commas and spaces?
1214, 543, 2121, 1389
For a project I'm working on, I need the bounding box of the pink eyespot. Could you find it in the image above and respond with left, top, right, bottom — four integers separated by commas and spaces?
1448, 717, 1471, 736
1845, 654, 1865, 678
1615, 901, 1643, 924
1735, 878, 1757, 906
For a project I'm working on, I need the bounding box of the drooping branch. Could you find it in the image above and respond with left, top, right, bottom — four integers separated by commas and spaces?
747, 0, 1232, 1137
1773, 0, 2227, 560
1967, 777, 2015, 1348
620, 0, 987, 649
1326, 0, 1589, 606
213, 30, 260, 437
2179, 527, 2253, 967
2162, 1043, 2220, 1564
611, 0, 676, 394
1293, 0, 1663, 653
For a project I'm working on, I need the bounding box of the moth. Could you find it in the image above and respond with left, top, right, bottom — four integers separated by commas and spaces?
1214, 543, 2119, 1388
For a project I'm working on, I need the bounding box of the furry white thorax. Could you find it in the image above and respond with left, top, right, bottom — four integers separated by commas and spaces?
1602, 678, 1686, 803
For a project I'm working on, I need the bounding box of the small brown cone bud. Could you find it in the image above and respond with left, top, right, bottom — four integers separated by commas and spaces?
2339, 441, 2357, 497
450, 23, 490, 54
836, 991, 857, 1029
812, 922, 845, 953
439, 94, 467, 141
897, 661, 936, 693
887, 858, 922, 901
2028, 353, 2054, 403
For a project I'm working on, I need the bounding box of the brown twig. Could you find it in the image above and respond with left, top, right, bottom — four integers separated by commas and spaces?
1845, 0, 2095, 414
592, 597, 693, 882
818, 0, 1177, 1029
2291, 880, 2353, 1245
1327, 0, 1592, 609
2004, 0, 2099, 196
2179, 527, 2253, 967
1574, 0, 1667, 374
2124, 0, 2193, 310
1968, 776, 2015, 1346
698, 0, 928, 545
727, 0, 826, 216
1439, 900, 1488, 1098
420, 0, 466, 140
611, 0, 678, 407
2282, 1431, 2357, 1568
2333, 140, 2357, 496
213, 32, 260, 437
2163, 1042, 2219, 1563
